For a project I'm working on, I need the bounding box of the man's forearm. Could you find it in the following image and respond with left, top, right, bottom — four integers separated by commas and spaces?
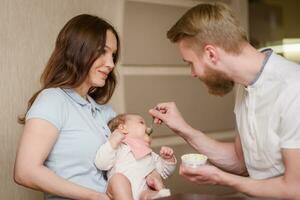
221, 172, 299, 199
180, 127, 246, 174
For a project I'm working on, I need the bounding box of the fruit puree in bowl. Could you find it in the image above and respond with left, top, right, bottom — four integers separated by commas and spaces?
181, 153, 208, 167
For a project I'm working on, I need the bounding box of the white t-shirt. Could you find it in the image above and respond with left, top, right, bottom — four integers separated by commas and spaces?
234, 50, 300, 179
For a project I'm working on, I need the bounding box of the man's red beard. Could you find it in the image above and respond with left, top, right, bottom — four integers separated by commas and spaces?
199, 67, 234, 96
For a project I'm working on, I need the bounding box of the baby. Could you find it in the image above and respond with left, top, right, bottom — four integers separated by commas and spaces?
95, 113, 177, 200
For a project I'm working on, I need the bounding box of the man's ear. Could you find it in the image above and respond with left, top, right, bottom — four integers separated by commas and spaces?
204, 44, 219, 65
118, 124, 128, 134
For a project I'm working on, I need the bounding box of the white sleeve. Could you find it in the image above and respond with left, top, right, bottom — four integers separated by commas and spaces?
152, 152, 177, 179
94, 142, 117, 170
279, 84, 300, 148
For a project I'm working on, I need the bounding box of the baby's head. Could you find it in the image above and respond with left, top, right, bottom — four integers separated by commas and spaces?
108, 114, 151, 143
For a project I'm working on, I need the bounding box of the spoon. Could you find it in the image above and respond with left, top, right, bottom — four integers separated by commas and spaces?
145, 107, 160, 135
146, 117, 154, 135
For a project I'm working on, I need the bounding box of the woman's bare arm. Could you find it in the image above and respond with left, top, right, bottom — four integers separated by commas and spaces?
14, 119, 108, 200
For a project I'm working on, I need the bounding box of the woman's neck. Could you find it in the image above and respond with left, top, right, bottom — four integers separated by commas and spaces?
74, 83, 90, 100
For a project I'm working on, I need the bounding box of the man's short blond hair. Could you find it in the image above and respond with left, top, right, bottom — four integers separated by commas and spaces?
167, 3, 247, 54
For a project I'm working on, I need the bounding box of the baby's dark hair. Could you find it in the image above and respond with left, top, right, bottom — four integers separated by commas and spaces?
107, 114, 127, 132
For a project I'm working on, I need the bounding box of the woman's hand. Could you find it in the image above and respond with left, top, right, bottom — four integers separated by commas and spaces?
109, 129, 126, 149
149, 102, 192, 134
146, 170, 164, 191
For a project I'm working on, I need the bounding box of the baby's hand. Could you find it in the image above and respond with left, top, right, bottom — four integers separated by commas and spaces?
160, 146, 175, 163
109, 129, 126, 149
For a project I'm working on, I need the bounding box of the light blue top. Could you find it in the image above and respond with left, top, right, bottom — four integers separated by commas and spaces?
26, 87, 116, 199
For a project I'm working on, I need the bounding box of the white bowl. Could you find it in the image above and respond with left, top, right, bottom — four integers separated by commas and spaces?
181, 153, 208, 168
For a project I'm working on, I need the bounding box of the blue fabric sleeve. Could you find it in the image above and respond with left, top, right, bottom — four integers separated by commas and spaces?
26, 88, 66, 130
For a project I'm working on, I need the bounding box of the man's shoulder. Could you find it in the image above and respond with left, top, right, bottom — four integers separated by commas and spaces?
275, 81, 300, 113
281, 81, 300, 97
270, 53, 300, 79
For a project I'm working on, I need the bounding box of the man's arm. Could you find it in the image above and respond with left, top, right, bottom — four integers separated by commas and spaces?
180, 149, 300, 199
223, 149, 300, 199
150, 102, 247, 175
181, 127, 247, 175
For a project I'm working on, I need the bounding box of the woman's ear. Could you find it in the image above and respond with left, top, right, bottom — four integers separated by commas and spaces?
118, 124, 128, 134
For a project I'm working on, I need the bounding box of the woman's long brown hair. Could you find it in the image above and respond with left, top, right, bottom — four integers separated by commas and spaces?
18, 14, 120, 124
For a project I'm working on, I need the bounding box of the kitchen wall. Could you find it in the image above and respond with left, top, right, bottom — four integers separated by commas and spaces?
0, 1, 123, 199
0, 0, 247, 199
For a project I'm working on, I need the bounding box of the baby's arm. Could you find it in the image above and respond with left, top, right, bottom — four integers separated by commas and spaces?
143, 148, 176, 200
94, 129, 125, 170
154, 146, 177, 179
160, 146, 176, 163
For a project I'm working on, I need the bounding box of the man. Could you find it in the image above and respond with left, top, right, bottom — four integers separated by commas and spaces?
149, 3, 300, 199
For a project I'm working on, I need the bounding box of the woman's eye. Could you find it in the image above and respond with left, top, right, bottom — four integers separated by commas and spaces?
140, 121, 144, 124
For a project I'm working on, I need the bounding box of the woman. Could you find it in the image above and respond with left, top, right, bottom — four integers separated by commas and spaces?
14, 14, 124, 200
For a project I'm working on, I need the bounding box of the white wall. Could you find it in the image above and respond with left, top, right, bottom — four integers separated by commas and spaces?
0, 1, 124, 199
0, 0, 248, 199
